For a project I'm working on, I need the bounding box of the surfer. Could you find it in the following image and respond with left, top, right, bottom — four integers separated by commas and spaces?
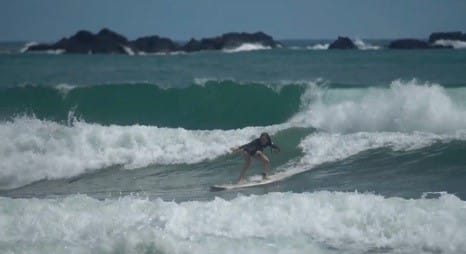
230, 132, 280, 183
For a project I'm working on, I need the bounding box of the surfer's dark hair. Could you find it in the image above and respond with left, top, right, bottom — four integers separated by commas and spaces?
260, 132, 271, 143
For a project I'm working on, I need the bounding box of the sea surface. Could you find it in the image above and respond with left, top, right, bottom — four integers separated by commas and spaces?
1, 40, 466, 254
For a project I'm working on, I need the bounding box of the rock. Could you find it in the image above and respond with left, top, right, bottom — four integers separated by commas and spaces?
27, 43, 57, 52
388, 39, 452, 49
182, 38, 203, 52
26, 29, 280, 54
328, 37, 357, 49
181, 32, 280, 52
388, 39, 431, 49
27, 28, 129, 54
131, 36, 180, 53
220, 32, 279, 48
428, 32, 466, 43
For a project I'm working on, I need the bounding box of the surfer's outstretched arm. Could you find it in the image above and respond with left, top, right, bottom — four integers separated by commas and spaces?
270, 144, 280, 153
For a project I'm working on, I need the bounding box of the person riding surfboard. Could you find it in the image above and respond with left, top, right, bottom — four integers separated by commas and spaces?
230, 132, 280, 183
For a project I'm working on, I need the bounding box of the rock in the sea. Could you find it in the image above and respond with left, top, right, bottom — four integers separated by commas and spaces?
428, 32, 466, 43
131, 36, 180, 53
328, 37, 357, 49
181, 32, 280, 52
27, 28, 129, 54
25, 29, 280, 54
221, 32, 279, 48
388, 39, 431, 49
182, 38, 203, 52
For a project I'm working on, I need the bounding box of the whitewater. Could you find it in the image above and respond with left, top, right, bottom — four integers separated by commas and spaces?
2, 192, 466, 254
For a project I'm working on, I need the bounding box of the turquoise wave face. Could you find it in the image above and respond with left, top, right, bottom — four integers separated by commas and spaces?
0, 82, 304, 129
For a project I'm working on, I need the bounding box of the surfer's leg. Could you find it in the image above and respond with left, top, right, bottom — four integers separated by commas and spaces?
255, 151, 270, 179
238, 151, 251, 183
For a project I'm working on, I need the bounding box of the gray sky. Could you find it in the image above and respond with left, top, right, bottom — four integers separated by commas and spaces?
1, 0, 466, 41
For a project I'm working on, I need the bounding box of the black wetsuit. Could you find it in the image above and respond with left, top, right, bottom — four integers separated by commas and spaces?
239, 138, 280, 156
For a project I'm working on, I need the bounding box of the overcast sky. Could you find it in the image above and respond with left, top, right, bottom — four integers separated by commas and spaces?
1, 0, 466, 41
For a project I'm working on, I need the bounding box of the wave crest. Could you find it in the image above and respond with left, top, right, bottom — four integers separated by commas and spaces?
291, 80, 466, 133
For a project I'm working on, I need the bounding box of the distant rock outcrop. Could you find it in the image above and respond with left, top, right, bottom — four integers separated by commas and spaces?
25, 28, 280, 54
131, 36, 179, 53
28, 29, 129, 54
388, 39, 431, 49
428, 32, 466, 43
182, 32, 280, 52
328, 37, 357, 49
388, 31, 466, 50
388, 38, 453, 49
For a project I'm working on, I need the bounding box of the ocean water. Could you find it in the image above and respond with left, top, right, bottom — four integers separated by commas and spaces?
1, 42, 466, 254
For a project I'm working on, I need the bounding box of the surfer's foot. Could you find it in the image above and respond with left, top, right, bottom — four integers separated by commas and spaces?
237, 178, 247, 184
261, 172, 269, 180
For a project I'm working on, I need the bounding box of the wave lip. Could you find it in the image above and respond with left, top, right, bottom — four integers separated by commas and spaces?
1, 191, 466, 254
297, 131, 458, 169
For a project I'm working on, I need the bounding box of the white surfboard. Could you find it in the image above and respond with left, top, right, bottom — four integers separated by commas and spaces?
210, 170, 295, 191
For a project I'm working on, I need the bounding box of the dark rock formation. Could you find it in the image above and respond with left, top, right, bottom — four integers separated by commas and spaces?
25, 29, 280, 54
428, 32, 466, 43
328, 37, 357, 49
131, 36, 180, 53
388, 39, 452, 49
182, 32, 280, 52
182, 39, 203, 52
388, 39, 431, 49
27, 28, 129, 54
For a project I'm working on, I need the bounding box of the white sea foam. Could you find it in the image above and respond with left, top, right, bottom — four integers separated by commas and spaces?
121, 45, 135, 56
54, 83, 77, 96
46, 49, 65, 54
193, 77, 226, 86
1, 191, 465, 254
306, 43, 329, 50
223, 43, 271, 53
2, 114, 462, 190
433, 39, 466, 49
137, 51, 186, 56
19, 41, 66, 54
20, 41, 38, 53
191, 77, 290, 93
353, 38, 381, 50
291, 80, 466, 133
0, 117, 288, 189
